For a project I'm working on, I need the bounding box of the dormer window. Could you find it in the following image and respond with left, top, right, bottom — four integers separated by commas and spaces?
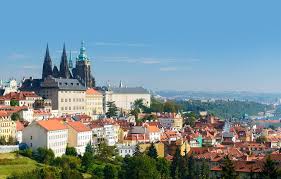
59, 82, 62, 85
65, 83, 68, 85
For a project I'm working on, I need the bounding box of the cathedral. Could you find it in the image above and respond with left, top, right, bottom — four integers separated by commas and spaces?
42, 41, 95, 88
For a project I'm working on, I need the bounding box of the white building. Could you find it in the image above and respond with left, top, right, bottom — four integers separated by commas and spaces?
116, 143, 136, 157
0, 79, 18, 96
146, 125, 161, 143
16, 121, 24, 143
18, 108, 34, 123
90, 119, 119, 146
22, 119, 68, 157
101, 86, 151, 113
66, 121, 92, 155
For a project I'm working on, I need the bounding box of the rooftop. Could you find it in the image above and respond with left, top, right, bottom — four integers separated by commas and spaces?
37, 119, 68, 131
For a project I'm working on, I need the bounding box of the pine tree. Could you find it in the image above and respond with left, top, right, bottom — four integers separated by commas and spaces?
220, 156, 237, 179
171, 146, 182, 179
85, 142, 93, 154
133, 143, 142, 156
106, 101, 118, 118
199, 160, 210, 179
147, 143, 158, 159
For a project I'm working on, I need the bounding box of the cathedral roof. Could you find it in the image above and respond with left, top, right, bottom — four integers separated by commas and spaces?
41, 77, 86, 91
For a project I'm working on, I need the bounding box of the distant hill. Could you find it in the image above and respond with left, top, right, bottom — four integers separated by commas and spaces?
177, 99, 273, 120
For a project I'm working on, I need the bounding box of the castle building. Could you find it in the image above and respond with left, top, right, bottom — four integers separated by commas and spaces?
41, 41, 95, 88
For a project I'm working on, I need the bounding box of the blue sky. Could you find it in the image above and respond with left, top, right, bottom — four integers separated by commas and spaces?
0, 0, 281, 92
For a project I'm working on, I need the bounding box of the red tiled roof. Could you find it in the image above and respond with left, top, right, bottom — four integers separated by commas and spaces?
3, 91, 40, 100
37, 120, 67, 131
67, 121, 91, 132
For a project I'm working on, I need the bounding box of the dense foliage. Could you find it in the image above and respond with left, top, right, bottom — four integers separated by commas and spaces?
178, 99, 272, 119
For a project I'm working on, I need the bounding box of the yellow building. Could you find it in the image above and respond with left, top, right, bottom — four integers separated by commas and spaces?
0, 112, 16, 141
85, 89, 104, 117
139, 143, 165, 157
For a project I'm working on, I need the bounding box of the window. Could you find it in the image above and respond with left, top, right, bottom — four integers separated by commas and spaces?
30, 143, 32, 147
30, 136, 32, 140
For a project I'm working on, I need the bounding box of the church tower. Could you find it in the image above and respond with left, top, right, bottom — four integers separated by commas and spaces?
72, 41, 95, 88
59, 44, 72, 79
42, 44, 53, 79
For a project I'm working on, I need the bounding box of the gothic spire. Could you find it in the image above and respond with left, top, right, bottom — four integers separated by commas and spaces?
59, 43, 72, 79
42, 43, 53, 79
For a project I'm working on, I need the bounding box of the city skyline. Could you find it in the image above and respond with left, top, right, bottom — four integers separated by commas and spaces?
0, 0, 281, 92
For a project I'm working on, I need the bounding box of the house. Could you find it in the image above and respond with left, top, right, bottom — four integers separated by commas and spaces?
0, 111, 16, 141
145, 125, 161, 142
22, 119, 68, 157
2, 91, 42, 108
66, 121, 92, 155
124, 126, 149, 144
89, 119, 119, 146
16, 121, 24, 143
157, 113, 183, 131
116, 143, 136, 157
18, 108, 34, 123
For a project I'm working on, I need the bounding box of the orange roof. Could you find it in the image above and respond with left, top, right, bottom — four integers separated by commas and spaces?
86, 88, 102, 95
16, 121, 25, 131
147, 125, 160, 133
67, 121, 91, 132
37, 120, 68, 131
0, 111, 9, 117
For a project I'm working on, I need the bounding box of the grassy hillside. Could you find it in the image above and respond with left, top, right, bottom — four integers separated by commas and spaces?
0, 153, 41, 179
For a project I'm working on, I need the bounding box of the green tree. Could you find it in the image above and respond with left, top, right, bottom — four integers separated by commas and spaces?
262, 155, 278, 179
122, 155, 160, 179
104, 164, 118, 179
65, 146, 78, 156
156, 158, 171, 179
61, 168, 83, 179
10, 100, 19, 106
91, 165, 104, 179
200, 160, 210, 179
11, 112, 20, 121
86, 142, 94, 154
147, 143, 158, 159
106, 101, 118, 118
183, 112, 197, 127
134, 143, 142, 156
82, 152, 94, 171
32, 147, 55, 164
53, 155, 81, 170
171, 146, 182, 179
95, 142, 118, 163
220, 156, 237, 179
164, 101, 177, 113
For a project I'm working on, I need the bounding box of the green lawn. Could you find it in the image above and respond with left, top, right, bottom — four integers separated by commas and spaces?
0, 153, 40, 179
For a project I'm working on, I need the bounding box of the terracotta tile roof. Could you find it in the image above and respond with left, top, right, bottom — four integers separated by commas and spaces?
147, 125, 160, 133
37, 119, 68, 131
0, 111, 9, 117
16, 121, 25, 131
67, 121, 91, 132
86, 88, 102, 95
3, 91, 40, 100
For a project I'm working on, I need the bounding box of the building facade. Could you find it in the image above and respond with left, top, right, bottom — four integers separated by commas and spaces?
22, 120, 68, 157
85, 88, 103, 117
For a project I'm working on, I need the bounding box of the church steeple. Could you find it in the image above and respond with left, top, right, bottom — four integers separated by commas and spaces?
42, 44, 53, 79
69, 50, 73, 69
59, 44, 72, 79
77, 40, 88, 61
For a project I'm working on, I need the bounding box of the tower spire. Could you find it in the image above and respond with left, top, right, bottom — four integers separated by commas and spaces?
59, 43, 72, 79
42, 43, 53, 79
